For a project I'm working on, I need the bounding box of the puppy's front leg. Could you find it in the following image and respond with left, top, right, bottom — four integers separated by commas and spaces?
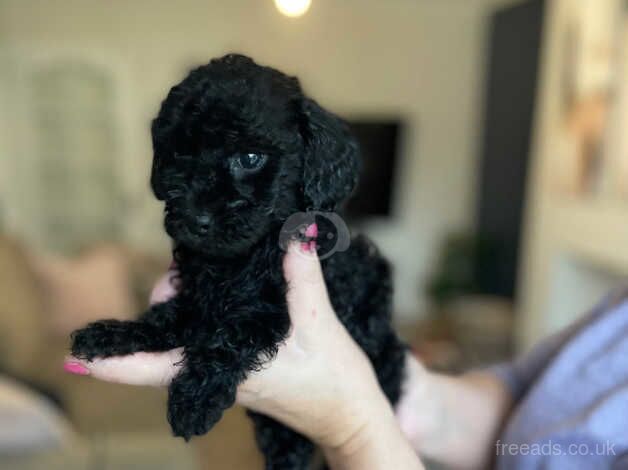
166, 344, 244, 440
71, 298, 181, 360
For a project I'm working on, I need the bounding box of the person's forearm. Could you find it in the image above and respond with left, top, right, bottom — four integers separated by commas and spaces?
324, 400, 424, 470
407, 363, 512, 469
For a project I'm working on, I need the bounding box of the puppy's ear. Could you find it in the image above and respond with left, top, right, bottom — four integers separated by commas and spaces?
300, 99, 360, 211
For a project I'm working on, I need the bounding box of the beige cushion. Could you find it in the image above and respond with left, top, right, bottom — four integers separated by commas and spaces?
0, 236, 47, 373
31, 244, 137, 336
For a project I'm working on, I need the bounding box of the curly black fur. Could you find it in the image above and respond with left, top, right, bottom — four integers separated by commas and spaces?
71, 54, 406, 470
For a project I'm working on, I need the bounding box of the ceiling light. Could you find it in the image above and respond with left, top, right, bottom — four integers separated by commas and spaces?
274, 0, 311, 18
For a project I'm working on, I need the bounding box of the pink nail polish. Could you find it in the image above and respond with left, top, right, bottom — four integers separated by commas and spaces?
63, 361, 90, 376
305, 223, 318, 238
300, 242, 311, 252
309, 240, 317, 252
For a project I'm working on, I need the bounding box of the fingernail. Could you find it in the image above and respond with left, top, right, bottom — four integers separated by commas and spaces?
63, 361, 90, 376
300, 242, 311, 253
305, 223, 318, 238
309, 240, 317, 252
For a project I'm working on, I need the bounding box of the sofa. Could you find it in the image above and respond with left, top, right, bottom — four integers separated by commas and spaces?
0, 235, 216, 469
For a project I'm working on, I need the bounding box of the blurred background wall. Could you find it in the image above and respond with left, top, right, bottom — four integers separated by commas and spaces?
0, 0, 521, 319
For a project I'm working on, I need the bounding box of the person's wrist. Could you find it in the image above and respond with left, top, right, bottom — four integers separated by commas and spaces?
320, 386, 394, 456
321, 397, 425, 470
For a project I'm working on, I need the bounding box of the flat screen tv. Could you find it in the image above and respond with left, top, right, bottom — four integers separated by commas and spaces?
343, 119, 403, 219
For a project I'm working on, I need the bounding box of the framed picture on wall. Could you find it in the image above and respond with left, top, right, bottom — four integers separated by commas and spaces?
613, 12, 628, 197
555, 0, 625, 196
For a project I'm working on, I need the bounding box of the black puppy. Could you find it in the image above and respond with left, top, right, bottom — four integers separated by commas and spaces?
71, 54, 406, 469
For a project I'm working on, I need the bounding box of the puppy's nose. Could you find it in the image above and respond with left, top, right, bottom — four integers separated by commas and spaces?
196, 214, 212, 233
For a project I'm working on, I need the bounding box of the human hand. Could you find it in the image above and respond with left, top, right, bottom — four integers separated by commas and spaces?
63, 242, 393, 452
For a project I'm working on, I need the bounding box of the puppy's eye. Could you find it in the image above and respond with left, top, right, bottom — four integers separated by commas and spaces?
240, 153, 266, 170
234, 153, 267, 172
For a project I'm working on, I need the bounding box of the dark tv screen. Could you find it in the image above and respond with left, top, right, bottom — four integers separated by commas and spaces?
344, 120, 402, 218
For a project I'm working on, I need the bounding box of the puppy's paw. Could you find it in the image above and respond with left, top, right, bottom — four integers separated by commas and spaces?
70, 320, 159, 360
167, 367, 236, 440
167, 395, 224, 441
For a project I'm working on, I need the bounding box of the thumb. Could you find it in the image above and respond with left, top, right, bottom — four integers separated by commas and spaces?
283, 238, 333, 326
